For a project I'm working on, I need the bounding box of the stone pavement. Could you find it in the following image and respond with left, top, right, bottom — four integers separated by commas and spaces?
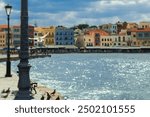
0, 63, 63, 100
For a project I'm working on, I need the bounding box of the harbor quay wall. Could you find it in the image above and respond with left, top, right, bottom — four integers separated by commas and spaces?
31, 47, 150, 54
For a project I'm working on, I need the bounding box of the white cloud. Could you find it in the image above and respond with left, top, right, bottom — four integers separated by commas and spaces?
0, 0, 5, 11
87, 0, 139, 13
0, 0, 6, 22
1, 0, 150, 26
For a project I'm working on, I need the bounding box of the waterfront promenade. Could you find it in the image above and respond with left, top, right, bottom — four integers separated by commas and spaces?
0, 53, 51, 62
0, 55, 62, 100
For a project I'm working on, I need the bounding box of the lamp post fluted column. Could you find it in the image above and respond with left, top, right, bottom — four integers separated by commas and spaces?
15, 0, 32, 100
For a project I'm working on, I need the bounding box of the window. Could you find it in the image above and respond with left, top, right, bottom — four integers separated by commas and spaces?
144, 33, 149, 37
35, 33, 37, 36
133, 34, 136, 37
123, 37, 125, 42
52, 32, 54, 36
14, 29, 19, 32
134, 42, 136, 45
118, 37, 121, 42
138, 33, 143, 37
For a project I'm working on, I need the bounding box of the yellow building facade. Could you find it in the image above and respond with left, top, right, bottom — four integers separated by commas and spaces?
127, 23, 138, 29
0, 31, 6, 48
35, 26, 55, 46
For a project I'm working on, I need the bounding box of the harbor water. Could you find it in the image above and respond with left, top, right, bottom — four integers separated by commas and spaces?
11, 53, 150, 100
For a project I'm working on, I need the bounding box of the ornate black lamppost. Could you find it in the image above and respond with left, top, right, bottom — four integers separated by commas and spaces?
5, 4, 12, 77
15, 0, 32, 100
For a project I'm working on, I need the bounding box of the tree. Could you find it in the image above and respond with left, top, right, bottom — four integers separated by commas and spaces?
89, 25, 98, 29
77, 24, 89, 30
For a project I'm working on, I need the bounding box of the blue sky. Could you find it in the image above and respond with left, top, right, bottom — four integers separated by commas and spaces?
0, 0, 150, 27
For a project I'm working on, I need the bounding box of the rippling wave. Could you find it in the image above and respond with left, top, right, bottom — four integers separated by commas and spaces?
11, 53, 150, 100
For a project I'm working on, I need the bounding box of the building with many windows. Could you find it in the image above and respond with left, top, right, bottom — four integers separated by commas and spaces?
127, 28, 150, 46
0, 24, 13, 48
127, 23, 138, 29
100, 35, 131, 47
12, 25, 34, 47
34, 26, 55, 46
0, 31, 6, 48
84, 29, 109, 47
99, 23, 117, 35
55, 26, 74, 45
139, 21, 150, 28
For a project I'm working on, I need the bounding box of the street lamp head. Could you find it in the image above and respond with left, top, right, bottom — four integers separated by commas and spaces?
5, 4, 12, 16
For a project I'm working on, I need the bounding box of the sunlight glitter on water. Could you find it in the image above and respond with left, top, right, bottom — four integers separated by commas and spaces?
11, 53, 150, 100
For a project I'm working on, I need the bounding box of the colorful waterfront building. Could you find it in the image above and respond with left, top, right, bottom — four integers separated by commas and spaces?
139, 21, 150, 28
0, 31, 6, 48
55, 26, 74, 45
83, 29, 109, 47
128, 28, 150, 46
12, 25, 34, 47
74, 28, 84, 47
99, 23, 117, 35
100, 35, 131, 47
33, 30, 43, 47
34, 26, 55, 46
0, 24, 13, 48
127, 22, 138, 29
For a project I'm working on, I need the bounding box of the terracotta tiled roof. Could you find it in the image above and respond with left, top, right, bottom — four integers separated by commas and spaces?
85, 29, 109, 36
0, 24, 8, 29
12, 25, 34, 28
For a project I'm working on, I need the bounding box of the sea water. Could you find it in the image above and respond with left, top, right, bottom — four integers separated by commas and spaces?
11, 53, 150, 100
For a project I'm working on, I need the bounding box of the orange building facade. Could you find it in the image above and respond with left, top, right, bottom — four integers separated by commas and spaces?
83, 29, 109, 47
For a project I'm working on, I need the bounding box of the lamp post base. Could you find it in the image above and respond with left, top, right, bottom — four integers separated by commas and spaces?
14, 90, 33, 100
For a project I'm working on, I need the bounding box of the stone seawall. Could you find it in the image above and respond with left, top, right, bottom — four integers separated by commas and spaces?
30, 47, 150, 54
